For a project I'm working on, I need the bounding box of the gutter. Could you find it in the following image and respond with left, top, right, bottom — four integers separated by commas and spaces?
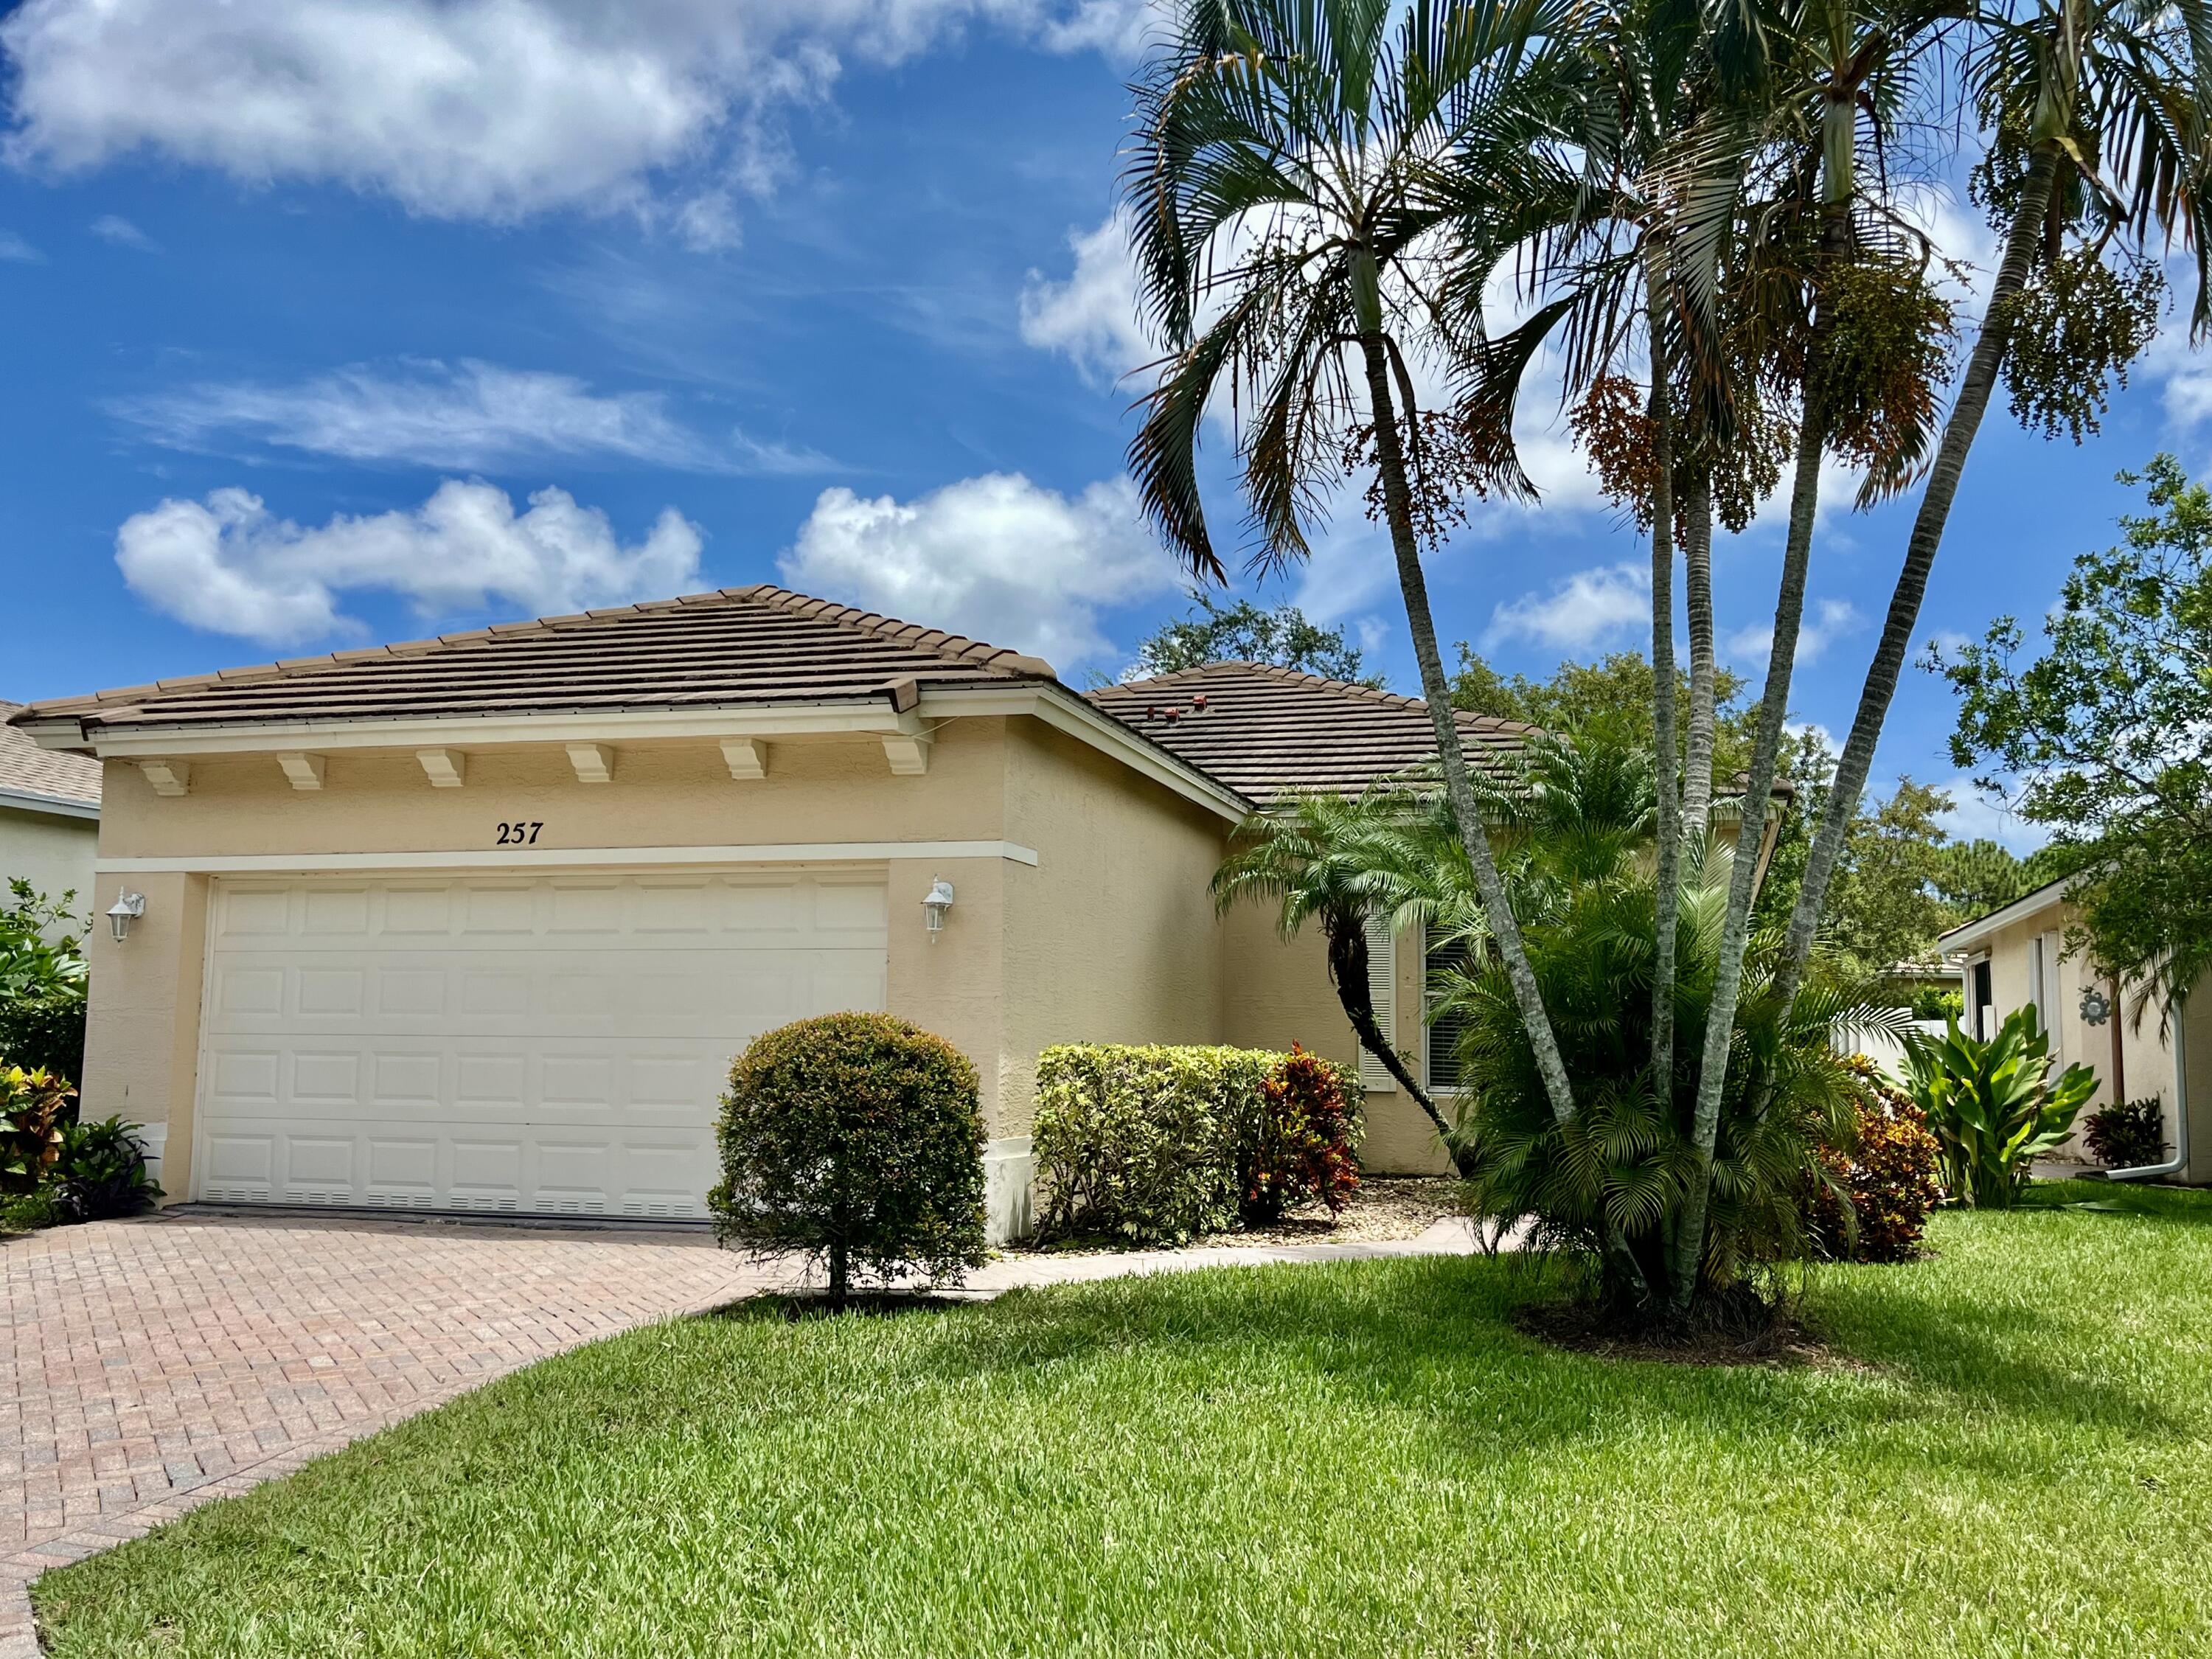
2107, 988, 2192, 1183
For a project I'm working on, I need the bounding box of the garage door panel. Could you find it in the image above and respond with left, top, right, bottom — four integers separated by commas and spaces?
198, 872, 887, 1218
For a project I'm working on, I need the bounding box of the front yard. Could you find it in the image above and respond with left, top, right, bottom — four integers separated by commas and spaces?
32, 1181, 2212, 1658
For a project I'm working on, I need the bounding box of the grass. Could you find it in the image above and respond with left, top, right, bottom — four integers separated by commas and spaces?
32, 1180, 2212, 1658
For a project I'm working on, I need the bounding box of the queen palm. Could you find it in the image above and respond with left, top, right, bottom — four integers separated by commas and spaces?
1774, 0, 2212, 1012
1126, 0, 1589, 1122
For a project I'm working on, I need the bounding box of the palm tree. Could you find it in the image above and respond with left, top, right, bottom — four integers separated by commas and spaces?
1667, 0, 1974, 1306
1124, 0, 1590, 1125
1210, 791, 1459, 1152
1430, 728, 1907, 1310
1773, 0, 2212, 1011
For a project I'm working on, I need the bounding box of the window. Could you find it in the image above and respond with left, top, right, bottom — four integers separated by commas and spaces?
1426, 926, 1473, 1091
2032, 931, 2063, 1054
1355, 915, 1397, 1093
1971, 958, 1994, 1040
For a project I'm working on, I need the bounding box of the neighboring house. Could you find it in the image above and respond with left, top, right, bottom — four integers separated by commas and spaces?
1940, 880, 2212, 1183
11, 587, 1777, 1237
0, 699, 100, 905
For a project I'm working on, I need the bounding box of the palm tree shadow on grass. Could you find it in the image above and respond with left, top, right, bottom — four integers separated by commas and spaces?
876, 1254, 2189, 1449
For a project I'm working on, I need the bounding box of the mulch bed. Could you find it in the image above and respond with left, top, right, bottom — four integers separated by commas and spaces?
1513, 1298, 1864, 1370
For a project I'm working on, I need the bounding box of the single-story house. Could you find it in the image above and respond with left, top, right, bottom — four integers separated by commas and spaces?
0, 700, 100, 906
1940, 878, 2211, 1182
13, 586, 1775, 1237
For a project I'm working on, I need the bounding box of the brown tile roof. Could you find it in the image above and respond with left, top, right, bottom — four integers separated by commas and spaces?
0, 703, 100, 810
10, 587, 1057, 740
1086, 661, 1538, 806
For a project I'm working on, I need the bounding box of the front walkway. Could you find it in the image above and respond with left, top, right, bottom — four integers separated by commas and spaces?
2, 1207, 1484, 1658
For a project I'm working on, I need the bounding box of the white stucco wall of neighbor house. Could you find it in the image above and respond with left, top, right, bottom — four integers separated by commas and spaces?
0, 801, 98, 912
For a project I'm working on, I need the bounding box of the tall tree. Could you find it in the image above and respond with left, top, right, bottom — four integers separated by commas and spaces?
1774, 0, 2212, 1014
1124, 0, 1588, 1123
1935, 455, 2212, 1013
1129, 591, 1385, 685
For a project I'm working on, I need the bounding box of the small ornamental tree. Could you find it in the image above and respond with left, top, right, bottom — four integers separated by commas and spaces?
709, 1014, 987, 1309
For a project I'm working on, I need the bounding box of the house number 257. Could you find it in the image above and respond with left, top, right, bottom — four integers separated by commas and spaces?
494, 821, 545, 846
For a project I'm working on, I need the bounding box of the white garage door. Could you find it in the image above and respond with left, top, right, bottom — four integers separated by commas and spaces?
194, 871, 888, 1219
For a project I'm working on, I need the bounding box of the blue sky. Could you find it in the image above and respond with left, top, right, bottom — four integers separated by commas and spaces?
0, 0, 2201, 850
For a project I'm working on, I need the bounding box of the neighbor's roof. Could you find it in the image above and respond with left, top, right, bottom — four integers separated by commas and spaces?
0, 703, 100, 815
10, 588, 1059, 741
1087, 661, 1539, 805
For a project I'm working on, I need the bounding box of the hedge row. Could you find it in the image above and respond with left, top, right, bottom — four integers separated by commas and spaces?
1033, 1043, 1362, 1244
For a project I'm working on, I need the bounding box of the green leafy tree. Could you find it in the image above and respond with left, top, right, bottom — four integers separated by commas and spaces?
1449, 647, 1759, 775
1934, 455, 2212, 1012
1130, 592, 1384, 686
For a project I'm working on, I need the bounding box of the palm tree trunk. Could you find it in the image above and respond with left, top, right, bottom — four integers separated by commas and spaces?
1666, 399, 1823, 1306
1358, 333, 1577, 1125
1771, 147, 2062, 1013
1646, 271, 1683, 1089
1680, 465, 1717, 837
1324, 917, 1463, 1164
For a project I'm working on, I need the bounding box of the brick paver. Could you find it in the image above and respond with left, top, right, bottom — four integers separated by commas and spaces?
1, 1209, 784, 1658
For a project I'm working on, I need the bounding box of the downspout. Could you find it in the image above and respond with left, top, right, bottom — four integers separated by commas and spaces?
2108, 988, 2191, 1183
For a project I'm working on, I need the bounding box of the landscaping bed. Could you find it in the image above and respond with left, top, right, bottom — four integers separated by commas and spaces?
31, 1181, 2212, 1658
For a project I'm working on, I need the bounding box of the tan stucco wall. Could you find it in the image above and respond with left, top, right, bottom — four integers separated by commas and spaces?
1969, 905, 2185, 1169
997, 720, 1226, 1136
95, 728, 1010, 861
78, 869, 208, 1192
0, 803, 98, 910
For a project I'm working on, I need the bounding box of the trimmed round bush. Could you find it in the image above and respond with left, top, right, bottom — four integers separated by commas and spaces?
709, 1013, 986, 1306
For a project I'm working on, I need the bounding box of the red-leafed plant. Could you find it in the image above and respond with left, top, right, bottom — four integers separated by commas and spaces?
1239, 1045, 1363, 1226
1807, 1057, 1944, 1264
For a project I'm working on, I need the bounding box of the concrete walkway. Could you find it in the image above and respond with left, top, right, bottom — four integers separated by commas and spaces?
3, 1207, 1480, 1657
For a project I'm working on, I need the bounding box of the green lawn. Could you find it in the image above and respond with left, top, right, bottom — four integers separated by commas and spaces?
32, 1182, 2212, 1658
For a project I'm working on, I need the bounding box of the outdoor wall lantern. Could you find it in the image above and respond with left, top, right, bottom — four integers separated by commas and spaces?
106, 890, 146, 943
921, 877, 955, 942
2079, 984, 2112, 1026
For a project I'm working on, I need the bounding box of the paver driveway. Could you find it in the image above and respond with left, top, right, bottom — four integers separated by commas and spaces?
1, 1208, 780, 1658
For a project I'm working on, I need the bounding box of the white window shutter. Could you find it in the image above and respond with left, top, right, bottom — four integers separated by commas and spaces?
1358, 916, 1397, 1092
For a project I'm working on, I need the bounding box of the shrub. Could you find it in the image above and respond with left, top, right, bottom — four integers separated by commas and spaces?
2084, 1096, 2168, 1169
0, 882, 88, 1082
1907, 985, 1964, 1023
1239, 1044, 1363, 1225
1806, 1058, 1944, 1263
1032, 1043, 1363, 1242
51, 1117, 162, 1222
1, 1186, 63, 1234
1, 1065, 74, 1196
1902, 1009, 2098, 1208
1034, 1045, 1269, 1243
709, 1013, 986, 1308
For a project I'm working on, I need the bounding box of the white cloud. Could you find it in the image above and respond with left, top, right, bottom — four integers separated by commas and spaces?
111, 359, 835, 474
1, 1, 1140, 231
1019, 209, 1152, 386
1485, 562, 1650, 652
781, 472, 1177, 669
0, 229, 40, 260
115, 480, 703, 646
1723, 598, 1863, 669
88, 212, 156, 250
1932, 776, 2048, 855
